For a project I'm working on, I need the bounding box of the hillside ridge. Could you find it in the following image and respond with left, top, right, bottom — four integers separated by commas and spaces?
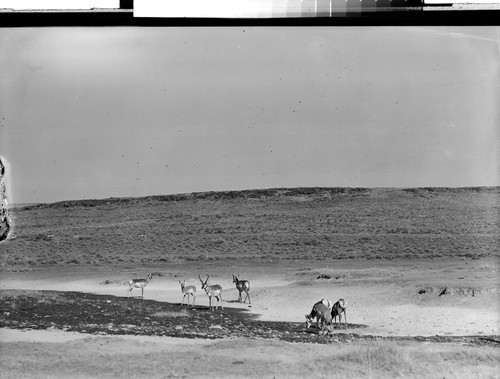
16, 186, 500, 210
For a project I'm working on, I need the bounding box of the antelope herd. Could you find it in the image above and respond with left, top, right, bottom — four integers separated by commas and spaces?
128, 273, 348, 333
305, 298, 347, 333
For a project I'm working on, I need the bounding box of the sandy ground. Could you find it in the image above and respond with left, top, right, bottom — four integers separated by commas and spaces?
1, 258, 499, 378
1, 258, 499, 337
3, 327, 499, 379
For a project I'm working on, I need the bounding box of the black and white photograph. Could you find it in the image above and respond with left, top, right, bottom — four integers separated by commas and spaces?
0, 1, 499, 377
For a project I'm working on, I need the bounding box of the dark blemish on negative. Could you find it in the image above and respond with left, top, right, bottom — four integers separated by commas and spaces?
0, 157, 10, 242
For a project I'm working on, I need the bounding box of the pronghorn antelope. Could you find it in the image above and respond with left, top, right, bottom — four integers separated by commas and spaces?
305, 302, 333, 333
232, 275, 251, 305
128, 273, 152, 298
320, 298, 333, 310
179, 280, 196, 307
198, 274, 223, 310
305, 299, 332, 328
306, 299, 333, 328
331, 299, 347, 327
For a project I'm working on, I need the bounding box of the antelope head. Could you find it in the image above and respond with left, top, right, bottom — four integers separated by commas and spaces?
198, 274, 209, 290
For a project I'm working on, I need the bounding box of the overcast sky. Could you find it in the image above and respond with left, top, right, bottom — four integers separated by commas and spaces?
1, 26, 499, 204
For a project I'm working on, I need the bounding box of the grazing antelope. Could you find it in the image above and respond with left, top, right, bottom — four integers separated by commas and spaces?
305, 299, 332, 328
331, 299, 347, 327
199, 274, 223, 310
305, 302, 333, 333
320, 298, 333, 310
232, 275, 251, 305
128, 273, 152, 298
179, 280, 196, 307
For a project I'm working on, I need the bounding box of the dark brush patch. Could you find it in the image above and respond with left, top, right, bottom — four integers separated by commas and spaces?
0, 290, 498, 346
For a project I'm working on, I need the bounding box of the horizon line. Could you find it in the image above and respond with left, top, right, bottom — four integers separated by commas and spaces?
7, 185, 499, 208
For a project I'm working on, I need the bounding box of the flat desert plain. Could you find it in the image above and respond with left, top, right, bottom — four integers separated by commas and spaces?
0, 187, 499, 378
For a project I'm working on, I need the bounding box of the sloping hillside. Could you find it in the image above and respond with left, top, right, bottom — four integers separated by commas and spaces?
2, 187, 498, 270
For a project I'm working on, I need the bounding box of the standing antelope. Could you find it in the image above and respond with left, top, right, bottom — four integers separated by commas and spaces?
232, 275, 251, 305
305, 301, 333, 333
128, 273, 152, 298
199, 274, 223, 310
179, 280, 196, 307
331, 299, 347, 327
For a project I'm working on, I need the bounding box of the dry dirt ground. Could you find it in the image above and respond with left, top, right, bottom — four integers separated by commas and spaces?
1, 257, 499, 378
1, 258, 499, 337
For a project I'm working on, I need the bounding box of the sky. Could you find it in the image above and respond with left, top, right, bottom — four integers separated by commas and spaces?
0, 26, 499, 204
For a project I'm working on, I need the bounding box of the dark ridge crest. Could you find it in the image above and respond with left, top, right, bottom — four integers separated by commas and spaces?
17, 186, 500, 211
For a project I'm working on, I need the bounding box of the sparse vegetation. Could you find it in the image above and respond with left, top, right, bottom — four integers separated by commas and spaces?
2, 187, 498, 270
323, 341, 500, 378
